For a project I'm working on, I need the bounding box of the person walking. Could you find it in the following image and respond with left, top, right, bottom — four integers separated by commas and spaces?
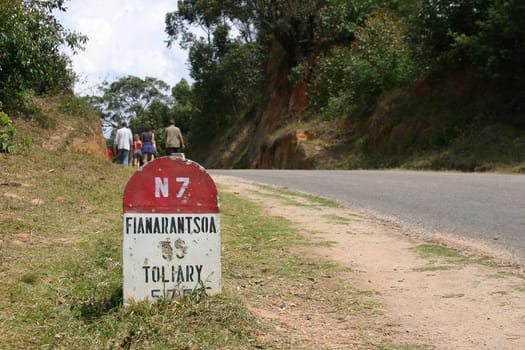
114, 121, 133, 165
106, 147, 113, 161
164, 119, 185, 155
141, 124, 156, 165
132, 134, 142, 169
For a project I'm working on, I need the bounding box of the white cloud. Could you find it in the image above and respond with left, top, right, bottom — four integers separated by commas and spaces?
55, 0, 190, 95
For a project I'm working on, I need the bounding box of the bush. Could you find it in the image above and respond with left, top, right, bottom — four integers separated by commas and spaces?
0, 112, 16, 153
0, 0, 86, 111
312, 10, 416, 117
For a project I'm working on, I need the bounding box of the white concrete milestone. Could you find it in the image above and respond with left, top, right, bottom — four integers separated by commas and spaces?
122, 157, 221, 304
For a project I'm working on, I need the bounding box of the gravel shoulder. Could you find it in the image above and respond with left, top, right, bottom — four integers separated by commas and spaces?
214, 175, 525, 350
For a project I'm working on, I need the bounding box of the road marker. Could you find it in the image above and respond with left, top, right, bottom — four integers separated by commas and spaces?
122, 156, 220, 303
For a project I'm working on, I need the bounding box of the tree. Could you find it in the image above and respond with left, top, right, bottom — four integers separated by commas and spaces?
93, 76, 173, 132
166, 2, 267, 148
165, 1, 409, 114
171, 78, 194, 132
414, 0, 488, 53
0, 0, 87, 110
172, 79, 193, 112
411, 0, 525, 104
312, 9, 416, 116
449, 0, 525, 84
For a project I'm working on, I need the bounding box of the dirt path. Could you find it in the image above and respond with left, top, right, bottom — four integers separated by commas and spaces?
214, 175, 525, 350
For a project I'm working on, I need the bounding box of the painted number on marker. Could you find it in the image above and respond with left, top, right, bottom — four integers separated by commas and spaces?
155, 177, 190, 198
176, 177, 190, 198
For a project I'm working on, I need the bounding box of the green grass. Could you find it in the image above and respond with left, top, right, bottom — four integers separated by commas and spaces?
413, 265, 456, 272
220, 191, 369, 311
378, 344, 432, 350
0, 146, 383, 349
411, 244, 472, 272
322, 213, 361, 224
252, 183, 342, 208
516, 284, 525, 293
1, 149, 275, 349
489, 272, 525, 293
1, 141, 435, 349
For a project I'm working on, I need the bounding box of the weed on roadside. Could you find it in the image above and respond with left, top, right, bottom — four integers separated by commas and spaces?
378, 343, 432, 350
411, 244, 472, 271
252, 183, 342, 208
322, 213, 362, 224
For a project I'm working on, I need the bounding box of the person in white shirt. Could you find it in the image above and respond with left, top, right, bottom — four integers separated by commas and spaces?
114, 122, 133, 165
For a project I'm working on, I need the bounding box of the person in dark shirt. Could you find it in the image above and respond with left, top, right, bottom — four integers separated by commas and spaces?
141, 124, 155, 165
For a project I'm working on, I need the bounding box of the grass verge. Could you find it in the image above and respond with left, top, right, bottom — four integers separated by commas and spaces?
251, 183, 342, 208
0, 147, 374, 349
411, 244, 472, 272
1, 149, 277, 349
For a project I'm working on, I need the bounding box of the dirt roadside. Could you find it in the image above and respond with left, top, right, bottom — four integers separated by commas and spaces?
213, 175, 525, 350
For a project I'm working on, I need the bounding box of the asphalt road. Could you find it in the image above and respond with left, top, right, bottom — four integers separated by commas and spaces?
210, 169, 525, 259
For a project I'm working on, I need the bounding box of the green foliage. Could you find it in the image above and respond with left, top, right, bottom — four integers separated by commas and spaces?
312, 10, 416, 117
355, 134, 369, 149
412, 0, 489, 55
220, 41, 266, 108
171, 78, 194, 132
413, 0, 525, 85
19, 135, 34, 152
166, 3, 266, 151
451, 1, 525, 83
93, 75, 175, 141
0, 112, 15, 153
316, 0, 402, 45
352, 10, 416, 91
164, 0, 525, 164
166, 1, 423, 149
0, 0, 87, 110
57, 95, 95, 116
172, 78, 193, 110
166, 0, 232, 49
378, 344, 431, 350
289, 62, 309, 87
412, 244, 472, 269
92, 75, 196, 156
0, 110, 31, 154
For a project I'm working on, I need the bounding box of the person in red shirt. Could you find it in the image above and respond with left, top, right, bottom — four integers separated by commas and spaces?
133, 134, 142, 169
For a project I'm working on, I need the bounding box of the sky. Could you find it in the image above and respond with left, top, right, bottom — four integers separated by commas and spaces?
54, 0, 191, 96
